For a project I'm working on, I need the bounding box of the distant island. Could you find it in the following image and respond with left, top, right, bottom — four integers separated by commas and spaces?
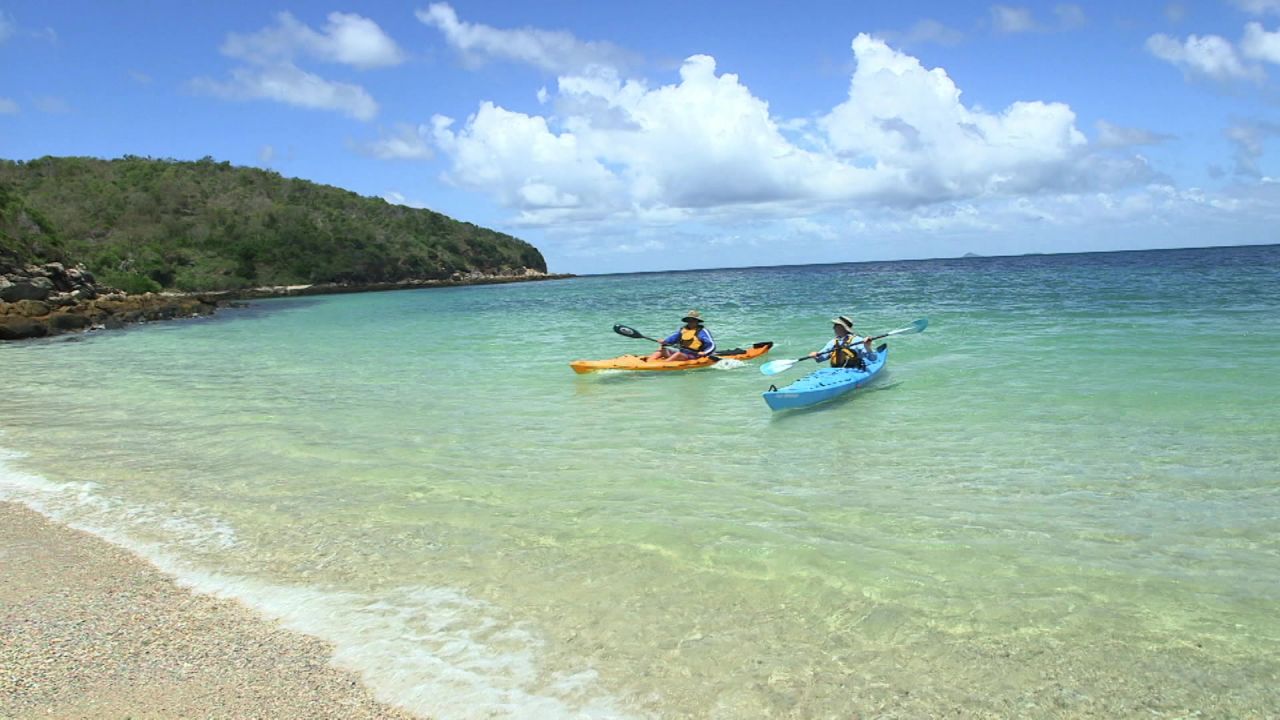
1, 156, 564, 340
962, 252, 983, 258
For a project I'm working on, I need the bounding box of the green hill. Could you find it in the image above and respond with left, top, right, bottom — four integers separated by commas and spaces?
0, 156, 547, 293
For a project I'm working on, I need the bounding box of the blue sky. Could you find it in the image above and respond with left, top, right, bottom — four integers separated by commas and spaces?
2, 1, 1278, 274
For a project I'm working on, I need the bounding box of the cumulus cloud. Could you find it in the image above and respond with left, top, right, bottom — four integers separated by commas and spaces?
194, 12, 401, 120
429, 34, 1154, 229
0, 97, 18, 114
821, 35, 1091, 199
416, 2, 633, 74
1145, 32, 1266, 83
1241, 21, 1280, 63
361, 124, 434, 159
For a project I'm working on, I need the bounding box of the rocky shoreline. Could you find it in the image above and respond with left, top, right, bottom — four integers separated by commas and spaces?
0, 263, 572, 342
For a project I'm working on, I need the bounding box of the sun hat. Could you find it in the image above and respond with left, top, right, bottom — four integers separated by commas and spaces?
831, 315, 854, 332
681, 310, 704, 324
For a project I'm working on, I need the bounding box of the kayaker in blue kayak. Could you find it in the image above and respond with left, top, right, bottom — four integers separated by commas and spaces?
648, 310, 716, 361
808, 315, 876, 369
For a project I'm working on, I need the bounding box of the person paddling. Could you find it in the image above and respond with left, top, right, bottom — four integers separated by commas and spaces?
648, 310, 716, 361
808, 315, 876, 369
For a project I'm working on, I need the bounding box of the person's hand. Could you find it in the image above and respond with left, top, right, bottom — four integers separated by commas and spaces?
863, 338, 873, 349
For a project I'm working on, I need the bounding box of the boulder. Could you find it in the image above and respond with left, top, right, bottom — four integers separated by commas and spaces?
0, 276, 55, 302
12, 299, 51, 317
48, 312, 91, 332
0, 318, 49, 340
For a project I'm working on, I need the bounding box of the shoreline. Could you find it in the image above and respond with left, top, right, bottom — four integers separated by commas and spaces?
0, 270, 575, 342
202, 270, 576, 301
0, 500, 422, 719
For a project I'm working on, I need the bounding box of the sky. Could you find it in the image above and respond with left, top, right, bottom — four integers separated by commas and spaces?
1, 1, 1278, 274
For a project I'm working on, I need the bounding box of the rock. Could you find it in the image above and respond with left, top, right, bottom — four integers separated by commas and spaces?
0, 318, 49, 340
0, 276, 55, 302
13, 300, 51, 318
48, 312, 91, 332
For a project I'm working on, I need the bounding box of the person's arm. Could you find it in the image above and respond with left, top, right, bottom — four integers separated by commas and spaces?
661, 331, 680, 346
810, 339, 836, 360
854, 335, 877, 361
697, 328, 716, 356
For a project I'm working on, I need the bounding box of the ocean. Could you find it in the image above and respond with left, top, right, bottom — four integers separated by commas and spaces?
2, 244, 1278, 718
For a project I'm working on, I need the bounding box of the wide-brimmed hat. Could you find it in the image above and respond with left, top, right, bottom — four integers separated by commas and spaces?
681, 310, 704, 324
831, 315, 854, 332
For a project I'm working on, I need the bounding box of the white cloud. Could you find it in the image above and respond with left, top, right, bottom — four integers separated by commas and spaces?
222, 11, 405, 69
0, 11, 13, 44
0, 97, 18, 114
129, 70, 153, 85
259, 144, 276, 165
430, 34, 1152, 231
883, 19, 965, 47
1229, 0, 1280, 15
416, 2, 632, 74
991, 5, 1039, 33
33, 96, 70, 114
1095, 120, 1172, 148
1241, 21, 1280, 63
1145, 32, 1266, 83
1054, 4, 1087, 30
382, 191, 429, 209
1225, 121, 1280, 176
362, 124, 434, 159
194, 12, 400, 120
192, 65, 377, 120
821, 35, 1090, 199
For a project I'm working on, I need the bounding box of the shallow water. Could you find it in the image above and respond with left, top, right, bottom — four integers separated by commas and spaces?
3, 245, 1279, 717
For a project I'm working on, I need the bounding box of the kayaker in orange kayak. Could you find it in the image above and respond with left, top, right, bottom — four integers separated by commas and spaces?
807, 315, 876, 369
647, 310, 716, 361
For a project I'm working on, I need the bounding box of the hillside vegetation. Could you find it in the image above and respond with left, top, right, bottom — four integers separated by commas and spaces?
0, 156, 546, 293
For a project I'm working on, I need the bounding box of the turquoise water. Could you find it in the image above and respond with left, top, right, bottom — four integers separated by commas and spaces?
2, 245, 1278, 718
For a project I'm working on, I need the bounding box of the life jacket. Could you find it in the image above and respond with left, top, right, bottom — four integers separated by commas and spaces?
678, 327, 705, 352
830, 335, 866, 369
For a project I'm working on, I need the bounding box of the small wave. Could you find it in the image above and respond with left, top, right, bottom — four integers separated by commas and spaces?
0, 445, 641, 719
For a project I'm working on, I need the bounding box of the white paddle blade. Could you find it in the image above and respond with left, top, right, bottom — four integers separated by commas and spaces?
760, 358, 798, 376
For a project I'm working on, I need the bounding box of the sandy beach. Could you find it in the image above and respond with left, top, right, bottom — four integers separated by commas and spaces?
0, 501, 420, 720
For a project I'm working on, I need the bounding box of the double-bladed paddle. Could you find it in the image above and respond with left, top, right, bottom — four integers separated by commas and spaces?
759, 317, 928, 376
613, 324, 722, 361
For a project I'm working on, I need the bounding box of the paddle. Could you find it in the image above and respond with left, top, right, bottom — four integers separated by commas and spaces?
759, 317, 928, 376
613, 324, 723, 361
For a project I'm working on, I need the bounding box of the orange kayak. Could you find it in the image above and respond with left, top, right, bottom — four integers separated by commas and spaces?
570, 342, 773, 374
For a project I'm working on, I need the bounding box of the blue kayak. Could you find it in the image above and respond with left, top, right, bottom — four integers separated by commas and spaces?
762, 344, 888, 411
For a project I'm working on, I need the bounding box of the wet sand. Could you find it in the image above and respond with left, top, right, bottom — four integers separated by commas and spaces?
0, 501, 422, 719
